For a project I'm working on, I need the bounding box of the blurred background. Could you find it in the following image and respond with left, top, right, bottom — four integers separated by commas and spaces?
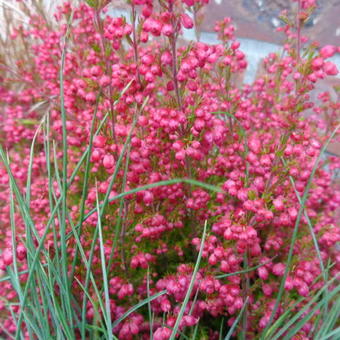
106, 0, 340, 84
1, 0, 339, 82
200, 0, 340, 81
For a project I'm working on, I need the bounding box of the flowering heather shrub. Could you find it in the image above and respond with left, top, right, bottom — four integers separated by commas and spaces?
0, 0, 340, 339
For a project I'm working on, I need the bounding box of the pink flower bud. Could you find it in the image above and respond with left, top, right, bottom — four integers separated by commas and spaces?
249, 136, 261, 154
312, 57, 324, 70
293, 72, 301, 80
162, 24, 174, 37
272, 263, 285, 276
175, 150, 186, 160
187, 80, 198, 91
273, 197, 284, 211
130, 257, 139, 268
149, 19, 162, 36
298, 283, 309, 297
142, 5, 152, 18
143, 191, 154, 205
262, 284, 272, 296
140, 31, 148, 42
99, 75, 111, 87
16, 245, 26, 261
320, 45, 337, 59
259, 315, 270, 328
85, 92, 96, 102
103, 154, 114, 169
161, 50, 172, 66
86, 307, 94, 319
181, 14, 194, 29
93, 135, 106, 148
129, 322, 139, 335
91, 149, 101, 162
183, 0, 195, 6
2, 249, 13, 266
182, 315, 198, 327
233, 297, 243, 309
246, 227, 257, 239
223, 228, 233, 240
288, 207, 298, 220
209, 254, 217, 265
231, 41, 240, 50
90, 65, 102, 77
323, 62, 339, 76
141, 54, 154, 66
257, 266, 269, 280
160, 297, 171, 312
154, 327, 171, 340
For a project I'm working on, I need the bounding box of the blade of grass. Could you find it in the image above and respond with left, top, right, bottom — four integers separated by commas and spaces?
111, 290, 167, 330
8, 166, 22, 293
95, 185, 113, 340
241, 252, 250, 340
51, 157, 107, 338
282, 156, 328, 318
191, 320, 200, 340
19, 230, 75, 339
32, 265, 51, 337
79, 84, 138, 338
0, 147, 41, 244
0, 266, 43, 283
312, 293, 340, 339
43, 111, 60, 274
45, 273, 77, 340
50, 118, 103, 337
169, 220, 208, 340
0, 321, 15, 339
4, 139, 79, 340
261, 124, 340, 339
67, 201, 110, 338
269, 276, 339, 340
88, 269, 111, 340
39, 266, 63, 337
224, 297, 249, 340
281, 282, 340, 339
8, 242, 60, 339
24, 117, 46, 313
51, 139, 76, 335
68, 78, 134, 281
264, 261, 336, 339
219, 317, 224, 340
164, 326, 190, 340
79, 124, 136, 337
6, 297, 42, 339
66, 178, 222, 241
69, 90, 102, 285
25, 117, 45, 206
147, 267, 154, 340
59, 11, 74, 333
8, 154, 35, 340
215, 256, 276, 279
0, 141, 81, 338
0, 110, 112, 337
282, 156, 326, 275
319, 327, 340, 340
179, 281, 201, 340
105, 98, 145, 276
